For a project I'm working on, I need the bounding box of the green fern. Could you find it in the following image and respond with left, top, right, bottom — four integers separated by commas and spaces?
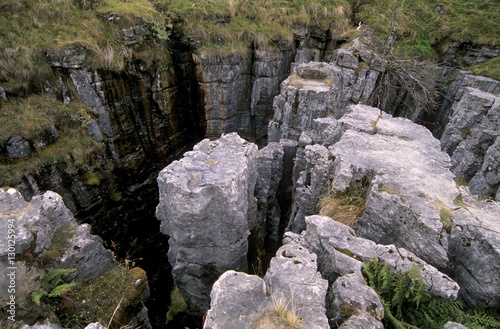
42, 268, 76, 287
32, 268, 77, 306
48, 283, 77, 297
362, 258, 500, 329
31, 291, 48, 306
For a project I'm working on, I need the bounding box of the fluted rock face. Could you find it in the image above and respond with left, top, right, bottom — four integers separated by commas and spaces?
69, 58, 201, 171
440, 82, 500, 201
156, 133, 258, 314
194, 49, 295, 143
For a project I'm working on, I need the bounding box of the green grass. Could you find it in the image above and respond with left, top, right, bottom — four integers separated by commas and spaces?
470, 57, 500, 81
0, 129, 103, 187
0, 94, 91, 141
0, 94, 103, 187
0, 0, 167, 92
57, 265, 140, 328
355, 0, 500, 61
158, 0, 352, 54
97, 0, 161, 21
165, 286, 188, 325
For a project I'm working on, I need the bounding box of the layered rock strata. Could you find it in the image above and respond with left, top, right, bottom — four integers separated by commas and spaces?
268, 60, 500, 308
156, 133, 258, 314
268, 44, 387, 143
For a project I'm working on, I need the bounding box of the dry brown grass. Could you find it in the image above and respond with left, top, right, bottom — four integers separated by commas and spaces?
318, 178, 370, 227
251, 294, 302, 329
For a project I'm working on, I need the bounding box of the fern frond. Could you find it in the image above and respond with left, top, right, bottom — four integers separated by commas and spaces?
362, 258, 500, 329
42, 268, 77, 286
48, 282, 76, 297
462, 308, 500, 328
31, 290, 48, 305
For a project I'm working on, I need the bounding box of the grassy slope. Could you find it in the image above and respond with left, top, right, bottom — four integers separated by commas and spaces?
0, 0, 498, 186
156, 0, 352, 53
356, 0, 500, 62
0, 0, 498, 82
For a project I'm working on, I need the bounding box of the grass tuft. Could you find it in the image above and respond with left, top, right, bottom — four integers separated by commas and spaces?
318, 178, 370, 227
57, 264, 142, 329
439, 207, 454, 234
0, 94, 103, 187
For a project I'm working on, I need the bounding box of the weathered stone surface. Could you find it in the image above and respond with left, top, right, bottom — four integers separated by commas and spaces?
291, 216, 459, 300
47, 45, 87, 69
204, 241, 329, 329
0, 188, 119, 326
264, 242, 330, 329
0, 86, 7, 101
194, 48, 295, 142
255, 142, 284, 246
288, 143, 334, 233
447, 189, 500, 308
6, 135, 32, 159
287, 105, 459, 269
337, 314, 384, 329
443, 321, 469, 329
271, 88, 499, 308
156, 133, 258, 314
440, 87, 499, 200
328, 273, 384, 324
204, 271, 269, 329
268, 49, 384, 144
441, 42, 500, 68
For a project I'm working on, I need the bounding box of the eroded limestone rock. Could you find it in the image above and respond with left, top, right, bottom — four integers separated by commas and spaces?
204, 242, 329, 329
273, 99, 499, 307
156, 132, 258, 314
288, 216, 459, 300
440, 87, 499, 200
0, 189, 135, 327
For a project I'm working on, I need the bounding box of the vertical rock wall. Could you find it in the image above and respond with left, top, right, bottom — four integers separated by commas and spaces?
438, 72, 500, 200
194, 48, 296, 144
156, 133, 258, 314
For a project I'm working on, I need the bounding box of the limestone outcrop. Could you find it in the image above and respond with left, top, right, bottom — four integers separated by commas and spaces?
285, 103, 499, 308
204, 215, 461, 328
267, 36, 389, 144
265, 57, 500, 308
156, 132, 258, 314
288, 215, 460, 301
204, 242, 329, 329
0, 189, 151, 328
439, 72, 500, 200
194, 26, 352, 144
